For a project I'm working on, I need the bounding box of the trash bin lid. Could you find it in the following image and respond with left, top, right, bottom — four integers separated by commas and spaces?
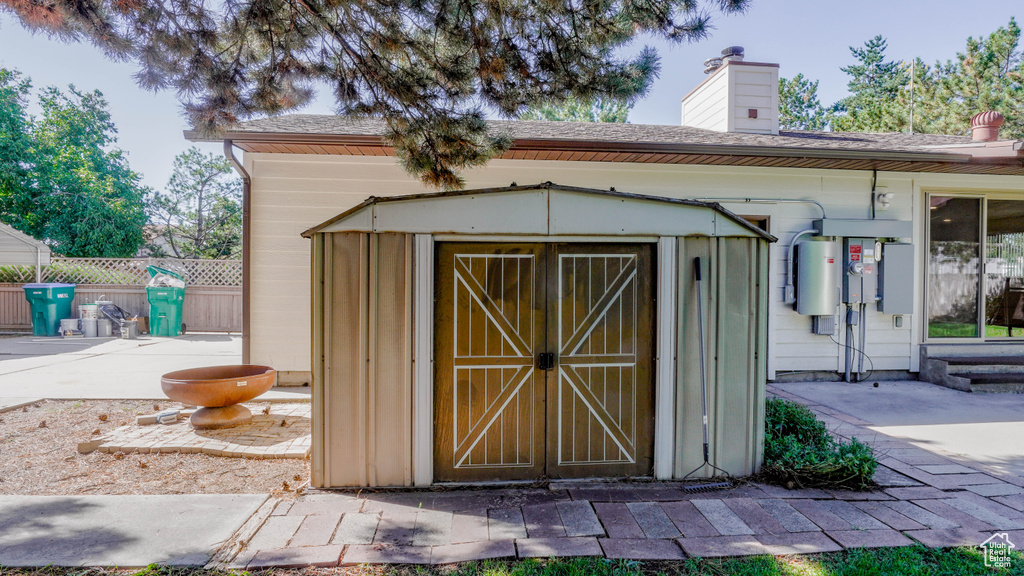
23, 283, 75, 289
147, 265, 184, 280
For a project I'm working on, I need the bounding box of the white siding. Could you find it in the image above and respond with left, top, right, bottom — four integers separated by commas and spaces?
0, 223, 50, 267
681, 63, 779, 135
246, 153, 1024, 380
681, 70, 729, 132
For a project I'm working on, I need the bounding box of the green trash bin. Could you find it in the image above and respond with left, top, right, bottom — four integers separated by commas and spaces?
23, 283, 76, 336
146, 266, 186, 337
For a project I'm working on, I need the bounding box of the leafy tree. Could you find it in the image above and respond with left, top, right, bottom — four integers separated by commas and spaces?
0, 68, 149, 257
0, 69, 34, 233
778, 74, 829, 131
0, 0, 749, 188
146, 147, 242, 260
522, 96, 631, 123
831, 36, 911, 133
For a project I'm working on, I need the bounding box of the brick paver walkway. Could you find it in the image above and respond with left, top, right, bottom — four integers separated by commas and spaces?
216, 384, 1024, 567
84, 403, 311, 459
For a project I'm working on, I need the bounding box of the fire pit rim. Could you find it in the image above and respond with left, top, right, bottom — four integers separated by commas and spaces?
161, 364, 277, 409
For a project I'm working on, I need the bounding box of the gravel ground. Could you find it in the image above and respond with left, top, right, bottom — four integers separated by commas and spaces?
0, 400, 308, 497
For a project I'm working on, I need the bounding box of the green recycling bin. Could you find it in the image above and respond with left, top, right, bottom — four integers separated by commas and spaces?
146, 266, 186, 337
23, 283, 76, 336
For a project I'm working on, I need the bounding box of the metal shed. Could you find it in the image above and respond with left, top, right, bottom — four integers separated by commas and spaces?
0, 222, 51, 282
303, 183, 775, 488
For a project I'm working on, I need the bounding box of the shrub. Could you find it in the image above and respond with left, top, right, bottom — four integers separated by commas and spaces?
762, 398, 877, 491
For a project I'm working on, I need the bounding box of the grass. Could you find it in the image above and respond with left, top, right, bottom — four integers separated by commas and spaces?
928, 322, 1024, 338
2, 547, 1023, 575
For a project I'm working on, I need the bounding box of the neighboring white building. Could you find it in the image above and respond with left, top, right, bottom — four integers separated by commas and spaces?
0, 221, 51, 282
189, 50, 1024, 389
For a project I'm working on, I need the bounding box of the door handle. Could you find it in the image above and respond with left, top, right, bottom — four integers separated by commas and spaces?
536, 352, 555, 370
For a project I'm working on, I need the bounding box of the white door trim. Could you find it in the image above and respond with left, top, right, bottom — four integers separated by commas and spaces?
412, 234, 435, 486
654, 237, 677, 479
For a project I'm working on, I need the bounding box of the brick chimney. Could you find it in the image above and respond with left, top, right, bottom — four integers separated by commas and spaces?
681, 47, 780, 135
970, 111, 1004, 142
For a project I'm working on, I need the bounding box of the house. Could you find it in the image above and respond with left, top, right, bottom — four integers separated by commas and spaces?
189, 48, 1024, 487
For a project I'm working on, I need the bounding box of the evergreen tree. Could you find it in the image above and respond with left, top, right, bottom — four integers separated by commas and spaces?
778, 74, 830, 131
522, 96, 631, 123
146, 148, 242, 260
916, 18, 1024, 139
831, 36, 911, 133
0, 0, 749, 188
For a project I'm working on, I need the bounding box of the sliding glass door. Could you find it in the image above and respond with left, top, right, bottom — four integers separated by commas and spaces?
985, 200, 1024, 338
928, 195, 1024, 339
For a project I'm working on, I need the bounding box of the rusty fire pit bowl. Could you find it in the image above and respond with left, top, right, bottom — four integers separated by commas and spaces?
161, 365, 276, 430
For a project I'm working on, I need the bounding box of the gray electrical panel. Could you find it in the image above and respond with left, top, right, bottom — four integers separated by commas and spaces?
842, 238, 878, 304
879, 243, 914, 314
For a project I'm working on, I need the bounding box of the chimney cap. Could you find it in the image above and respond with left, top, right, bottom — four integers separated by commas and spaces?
721, 46, 745, 58
971, 110, 1005, 142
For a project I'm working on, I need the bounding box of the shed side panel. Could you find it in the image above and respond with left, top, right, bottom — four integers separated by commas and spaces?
714, 237, 766, 475
370, 233, 414, 486
311, 234, 326, 487
674, 236, 767, 478
674, 237, 715, 478
325, 232, 370, 486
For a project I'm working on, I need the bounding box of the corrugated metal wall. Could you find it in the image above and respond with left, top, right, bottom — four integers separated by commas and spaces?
675, 237, 769, 478
311, 232, 413, 488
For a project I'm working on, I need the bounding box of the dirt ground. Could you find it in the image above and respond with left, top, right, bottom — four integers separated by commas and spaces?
0, 400, 308, 498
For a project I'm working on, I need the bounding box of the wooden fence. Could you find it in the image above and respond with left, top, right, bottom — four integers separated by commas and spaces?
0, 258, 241, 333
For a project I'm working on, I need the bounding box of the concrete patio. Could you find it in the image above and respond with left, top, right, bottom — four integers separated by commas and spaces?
774, 380, 1024, 480
0, 334, 308, 402
217, 382, 1024, 567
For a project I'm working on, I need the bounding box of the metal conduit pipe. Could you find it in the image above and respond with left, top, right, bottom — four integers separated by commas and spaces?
223, 140, 252, 364
695, 197, 827, 219
784, 229, 820, 303
845, 305, 855, 382
858, 302, 868, 376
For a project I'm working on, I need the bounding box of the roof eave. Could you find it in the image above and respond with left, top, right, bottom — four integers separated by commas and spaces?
193, 129, 984, 165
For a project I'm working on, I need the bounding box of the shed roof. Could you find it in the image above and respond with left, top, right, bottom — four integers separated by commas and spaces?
302, 183, 777, 242
0, 222, 51, 266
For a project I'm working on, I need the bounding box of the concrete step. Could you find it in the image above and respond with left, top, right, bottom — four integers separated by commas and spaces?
920, 350, 1024, 392
922, 343, 1024, 358
961, 371, 1024, 384
971, 382, 1024, 394
947, 363, 1024, 375
938, 355, 1024, 366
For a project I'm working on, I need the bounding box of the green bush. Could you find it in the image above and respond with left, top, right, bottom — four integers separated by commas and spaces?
762, 398, 877, 491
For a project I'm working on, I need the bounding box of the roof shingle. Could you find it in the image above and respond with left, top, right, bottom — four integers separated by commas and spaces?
222, 114, 974, 155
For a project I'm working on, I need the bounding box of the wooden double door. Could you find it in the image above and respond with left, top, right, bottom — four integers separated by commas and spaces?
434, 243, 654, 481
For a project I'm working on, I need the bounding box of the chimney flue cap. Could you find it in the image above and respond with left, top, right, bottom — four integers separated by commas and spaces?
721, 46, 745, 61
970, 110, 1004, 142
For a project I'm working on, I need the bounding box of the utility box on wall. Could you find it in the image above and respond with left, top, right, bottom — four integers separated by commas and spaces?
842, 238, 878, 304
795, 238, 839, 315
879, 243, 914, 314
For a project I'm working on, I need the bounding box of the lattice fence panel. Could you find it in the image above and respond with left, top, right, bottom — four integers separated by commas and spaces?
0, 265, 37, 283
0, 258, 241, 286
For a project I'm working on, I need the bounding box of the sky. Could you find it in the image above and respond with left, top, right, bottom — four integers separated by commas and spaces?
0, 0, 1020, 192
